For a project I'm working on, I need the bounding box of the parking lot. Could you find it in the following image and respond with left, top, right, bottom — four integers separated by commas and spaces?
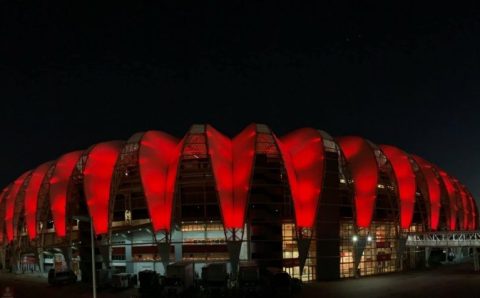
0, 262, 479, 297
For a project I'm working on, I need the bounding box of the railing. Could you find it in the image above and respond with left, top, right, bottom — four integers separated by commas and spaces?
406, 231, 480, 247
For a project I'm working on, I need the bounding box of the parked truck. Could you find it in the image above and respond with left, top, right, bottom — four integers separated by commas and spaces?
164, 261, 195, 297
111, 273, 136, 289
238, 263, 261, 297
47, 268, 77, 285
201, 262, 229, 296
138, 270, 161, 297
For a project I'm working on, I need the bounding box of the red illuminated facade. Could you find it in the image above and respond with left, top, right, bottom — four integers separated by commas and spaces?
336, 136, 379, 228
0, 124, 477, 244
24, 162, 54, 239
49, 151, 83, 237
379, 145, 416, 230
83, 141, 124, 235
412, 155, 442, 231
5, 171, 31, 241
139, 131, 183, 232
276, 128, 325, 229
206, 124, 257, 230
437, 170, 459, 231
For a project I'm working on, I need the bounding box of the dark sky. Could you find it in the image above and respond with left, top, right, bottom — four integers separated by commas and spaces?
1, 1, 480, 199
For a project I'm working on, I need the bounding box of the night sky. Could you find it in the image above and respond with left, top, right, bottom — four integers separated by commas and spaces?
1, 2, 480, 199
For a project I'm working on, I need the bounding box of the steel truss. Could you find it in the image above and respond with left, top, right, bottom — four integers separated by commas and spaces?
407, 231, 480, 247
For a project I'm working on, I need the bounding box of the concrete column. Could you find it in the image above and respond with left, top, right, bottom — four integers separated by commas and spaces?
397, 236, 407, 271
61, 247, 73, 270
0, 247, 6, 271
409, 247, 416, 269
425, 247, 431, 268
353, 236, 367, 278
7, 246, 16, 273
37, 248, 44, 273
125, 239, 133, 274
455, 247, 463, 262
473, 248, 479, 272
158, 242, 170, 274
98, 243, 111, 270
227, 240, 242, 280
172, 229, 183, 262
297, 237, 311, 277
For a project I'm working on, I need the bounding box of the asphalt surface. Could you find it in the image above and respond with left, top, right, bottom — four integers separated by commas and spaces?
0, 262, 479, 297
0, 274, 137, 298
304, 262, 480, 298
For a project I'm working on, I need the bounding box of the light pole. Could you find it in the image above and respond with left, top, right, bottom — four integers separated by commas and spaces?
90, 219, 97, 298
352, 235, 358, 278
75, 216, 96, 298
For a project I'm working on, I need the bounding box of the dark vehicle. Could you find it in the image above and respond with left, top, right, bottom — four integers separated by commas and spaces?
201, 263, 229, 296
271, 272, 292, 297
95, 269, 113, 289
238, 263, 261, 297
429, 249, 446, 267
290, 278, 302, 294
111, 273, 136, 289
164, 261, 195, 297
138, 270, 161, 297
47, 269, 77, 285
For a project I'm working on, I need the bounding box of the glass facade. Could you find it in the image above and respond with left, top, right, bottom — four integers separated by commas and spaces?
282, 223, 317, 281
340, 221, 398, 278
181, 222, 229, 261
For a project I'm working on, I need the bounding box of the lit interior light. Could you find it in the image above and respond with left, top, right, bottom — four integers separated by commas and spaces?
367, 235, 373, 242
352, 235, 358, 242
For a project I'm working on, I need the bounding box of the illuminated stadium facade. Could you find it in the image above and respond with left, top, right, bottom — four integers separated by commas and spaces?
0, 124, 477, 281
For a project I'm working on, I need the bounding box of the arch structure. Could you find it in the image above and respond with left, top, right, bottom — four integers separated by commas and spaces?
0, 124, 476, 282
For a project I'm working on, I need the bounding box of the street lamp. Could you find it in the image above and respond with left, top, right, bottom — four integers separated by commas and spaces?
74, 216, 96, 298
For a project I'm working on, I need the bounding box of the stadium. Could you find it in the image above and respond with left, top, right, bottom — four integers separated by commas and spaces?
0, 123, 477, 283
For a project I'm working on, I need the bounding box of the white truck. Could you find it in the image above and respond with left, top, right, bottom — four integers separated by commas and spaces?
164, 261, 195, 297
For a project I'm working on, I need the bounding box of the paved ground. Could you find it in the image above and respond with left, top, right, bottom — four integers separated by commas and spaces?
0, 273, 137, 298
0, 262, 479, 297
305, 262, 480, 298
